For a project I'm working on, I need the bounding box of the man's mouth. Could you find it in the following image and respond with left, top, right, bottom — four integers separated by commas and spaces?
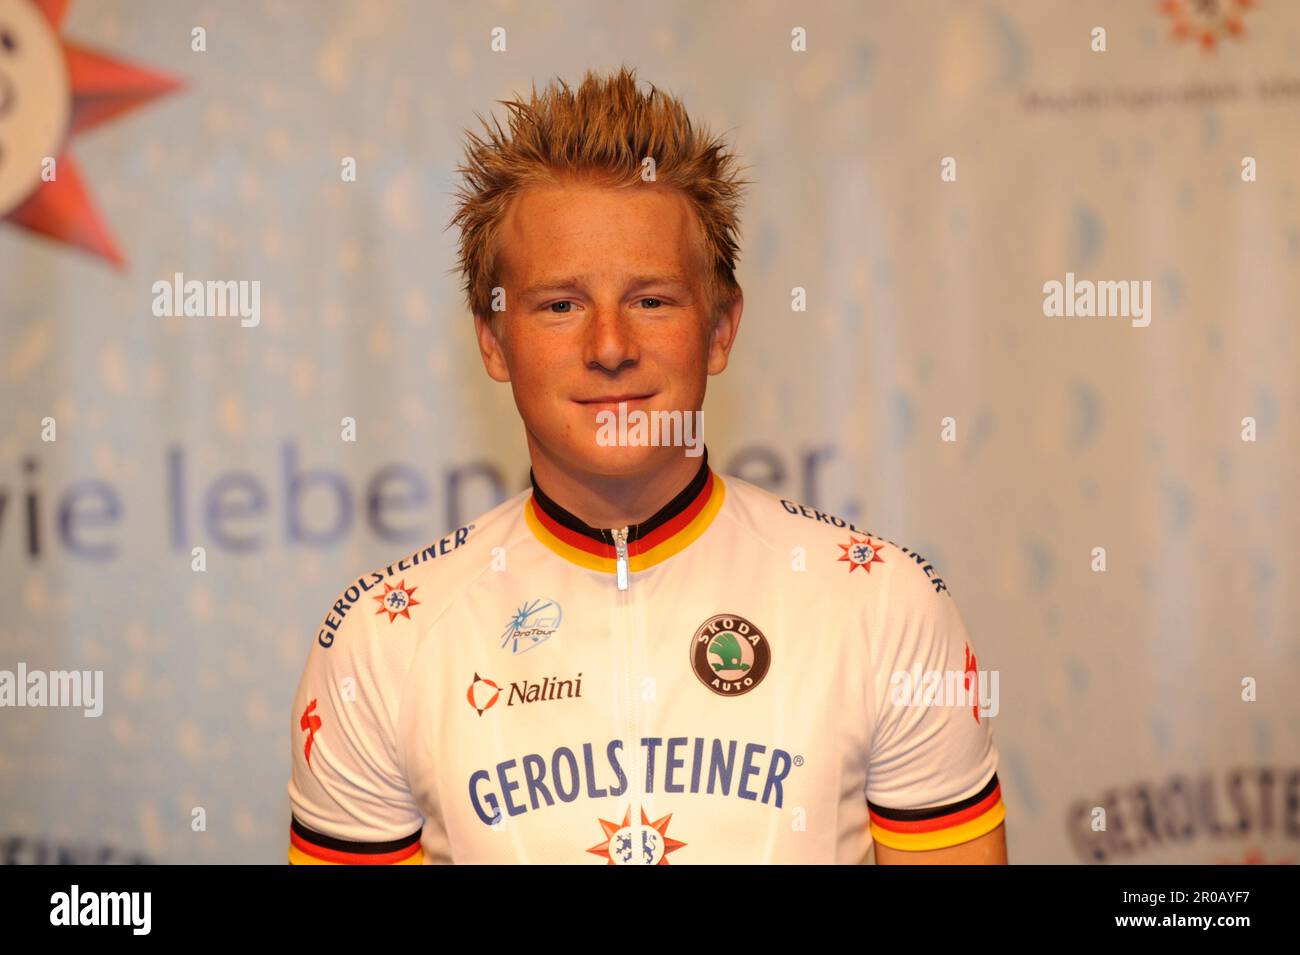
575, 393, 656, 413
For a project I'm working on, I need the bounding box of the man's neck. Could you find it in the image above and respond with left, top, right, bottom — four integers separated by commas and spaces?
526, 439, 708, 531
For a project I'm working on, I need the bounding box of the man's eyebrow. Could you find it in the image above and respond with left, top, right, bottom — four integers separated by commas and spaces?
519, 275, 693, 297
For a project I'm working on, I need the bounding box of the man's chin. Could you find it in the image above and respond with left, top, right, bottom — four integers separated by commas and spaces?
560, 439, 687, 479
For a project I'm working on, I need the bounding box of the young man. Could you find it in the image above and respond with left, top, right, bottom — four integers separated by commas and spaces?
288, 66, 1006, 865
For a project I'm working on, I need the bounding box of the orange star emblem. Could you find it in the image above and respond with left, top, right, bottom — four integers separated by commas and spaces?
0, 0, 183, 266
838, 534, 884, 574
588, 806, 686, 865
373, 579, 420, 622
1159, 0, 1255, 52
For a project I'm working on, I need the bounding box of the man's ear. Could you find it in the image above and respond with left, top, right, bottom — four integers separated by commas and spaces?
473, 310, 511, 383
706, 287, 743, 376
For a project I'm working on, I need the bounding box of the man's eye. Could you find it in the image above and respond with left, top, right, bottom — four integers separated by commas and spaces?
547, 301, 573, 313
638, 297, 664, 309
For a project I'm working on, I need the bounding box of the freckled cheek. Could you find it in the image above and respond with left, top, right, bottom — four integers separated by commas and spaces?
660, 339, 708, 388
516, 363, 577, 428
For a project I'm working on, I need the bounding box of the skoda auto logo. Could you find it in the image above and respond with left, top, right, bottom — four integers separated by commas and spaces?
689, 613, 771, 697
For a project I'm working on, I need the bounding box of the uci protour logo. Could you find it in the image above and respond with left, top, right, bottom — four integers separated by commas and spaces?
500, 598, 562, 654
689, 613, 771, 697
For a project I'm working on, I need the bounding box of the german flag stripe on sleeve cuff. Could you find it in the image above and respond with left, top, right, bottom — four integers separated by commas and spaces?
288, 816, 424, 865
867, 773, 1005, 851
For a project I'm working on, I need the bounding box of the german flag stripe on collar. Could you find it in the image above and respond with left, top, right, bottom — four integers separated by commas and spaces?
288, 816, 424, 865
526, 458, 725, 575
867, 773, 1005, 851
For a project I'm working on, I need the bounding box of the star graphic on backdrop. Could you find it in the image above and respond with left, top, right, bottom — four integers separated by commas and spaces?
1158, 0, 1255, 52
0, 0, 183, 266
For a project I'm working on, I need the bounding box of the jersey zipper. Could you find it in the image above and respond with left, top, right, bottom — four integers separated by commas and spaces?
610, 525, 641, 860
613, 526, 630, 591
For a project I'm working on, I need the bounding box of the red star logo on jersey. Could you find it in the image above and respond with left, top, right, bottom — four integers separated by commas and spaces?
0, 0, 183, 266
838, 534, 884, 574
373, 579, 419, 622
587, 806, 686, 865
299, 699, 321, 767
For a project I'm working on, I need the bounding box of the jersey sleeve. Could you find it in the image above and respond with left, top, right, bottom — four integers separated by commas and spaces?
863, 551, 1005, 852
287, 579, 425, 864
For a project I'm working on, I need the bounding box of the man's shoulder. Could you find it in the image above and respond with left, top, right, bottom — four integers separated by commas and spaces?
310, 487, 532, 655
718, 472, 953, 601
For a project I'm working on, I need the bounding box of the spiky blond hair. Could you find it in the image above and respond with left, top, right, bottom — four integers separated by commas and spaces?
447, 65, 748, 328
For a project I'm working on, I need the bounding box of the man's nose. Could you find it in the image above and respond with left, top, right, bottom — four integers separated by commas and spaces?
583, 304, 638, 373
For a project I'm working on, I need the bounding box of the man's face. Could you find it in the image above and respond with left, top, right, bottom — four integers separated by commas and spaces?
475, 179, 741, 479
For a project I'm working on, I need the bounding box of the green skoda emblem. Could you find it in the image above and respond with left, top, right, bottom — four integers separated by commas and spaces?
709, 631, 749, 671
690, 613, 770, 697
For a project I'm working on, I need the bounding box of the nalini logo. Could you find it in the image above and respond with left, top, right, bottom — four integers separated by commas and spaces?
689, 613, 771, 697
373, 579, 419, 623
838, 534, 884, 574
466, 671, 583, 715
466, 673, 502, 715
500, 598, 562, 654
587, 806, 686, 865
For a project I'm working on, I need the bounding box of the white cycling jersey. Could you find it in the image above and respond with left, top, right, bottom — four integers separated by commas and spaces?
288, 449, 1004, 864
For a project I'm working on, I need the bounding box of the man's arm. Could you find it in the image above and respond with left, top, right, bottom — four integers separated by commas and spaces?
288, 577, 426, 864
875, 821, 1007, 865
862, 541, 1006, 865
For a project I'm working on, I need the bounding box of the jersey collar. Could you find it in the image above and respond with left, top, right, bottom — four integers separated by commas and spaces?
525, 448, 725, 575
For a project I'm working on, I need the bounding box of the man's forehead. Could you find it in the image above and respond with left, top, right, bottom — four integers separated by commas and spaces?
497, 182, 706, 286
519, 271, 695, 296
